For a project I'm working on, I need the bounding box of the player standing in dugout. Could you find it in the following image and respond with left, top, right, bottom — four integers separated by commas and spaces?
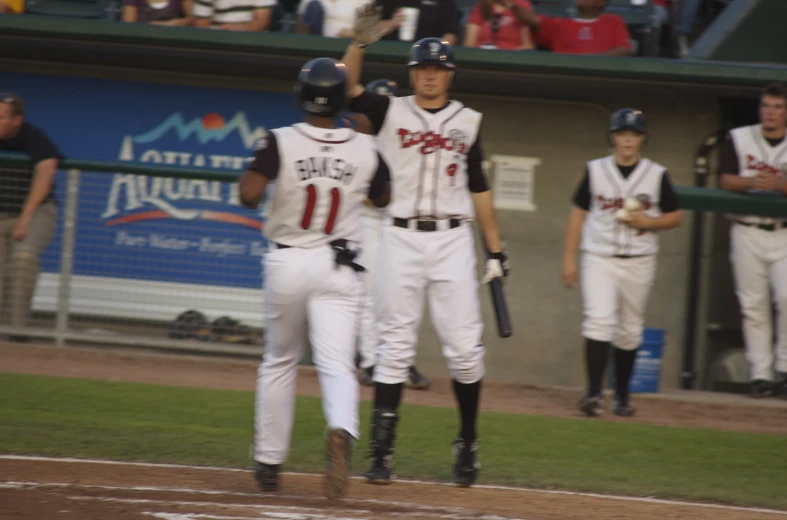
718, 83, 787, 399
341, 4, 509, 488
562, 109, 683, 418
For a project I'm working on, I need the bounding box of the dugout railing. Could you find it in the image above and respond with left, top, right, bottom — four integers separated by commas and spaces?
1, 152, 786, 370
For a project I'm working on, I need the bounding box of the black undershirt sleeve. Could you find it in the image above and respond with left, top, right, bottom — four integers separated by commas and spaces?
466, 133, 489, 193
571, 167, 591, 210
368, 152, 391, 200
348, 92, 391, 135
718, 133, 740, 176
248, 133, 280, 180
658, 171, 680, 213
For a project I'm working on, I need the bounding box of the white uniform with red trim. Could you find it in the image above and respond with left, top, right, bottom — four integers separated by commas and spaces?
252, 123, 388, 465
580, 156, 666, 351
371, 95, 486, 385
727, 124, 787, 382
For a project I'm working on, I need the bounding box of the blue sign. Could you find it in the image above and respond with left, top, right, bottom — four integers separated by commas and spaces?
0, 71, 303, 289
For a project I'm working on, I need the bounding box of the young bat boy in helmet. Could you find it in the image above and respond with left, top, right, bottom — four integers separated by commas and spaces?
562, 109, 683, 418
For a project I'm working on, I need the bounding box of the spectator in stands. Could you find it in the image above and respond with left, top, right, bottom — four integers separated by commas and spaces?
515, 0, 632, 56
376, 0, 460, 45
193, 0, 276, 30
122, 0, 194, 25
0, 93, 61, 339
677, 0, 702, 58
294, 0, 367, 37
463, 0, 534, 51
0, 0, 23, 13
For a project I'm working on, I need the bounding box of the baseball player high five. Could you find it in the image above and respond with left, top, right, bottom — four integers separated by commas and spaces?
356, 78, 431, 391
239, 57, 391, 500
718, 83, 787, 399
562, 109, 683, 418
342, 4, 508, 488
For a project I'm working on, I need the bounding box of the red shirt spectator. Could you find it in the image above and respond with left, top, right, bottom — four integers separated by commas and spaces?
464, 0, 534, 51
534, 14, 632, 55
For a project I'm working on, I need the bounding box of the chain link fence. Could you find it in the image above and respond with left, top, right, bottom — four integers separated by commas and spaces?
0, 155, 276, 358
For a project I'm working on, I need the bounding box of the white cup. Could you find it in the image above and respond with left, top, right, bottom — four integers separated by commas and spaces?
398, 7, 420, 41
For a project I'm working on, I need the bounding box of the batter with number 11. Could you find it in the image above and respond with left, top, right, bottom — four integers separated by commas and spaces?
562, 109, 683, 418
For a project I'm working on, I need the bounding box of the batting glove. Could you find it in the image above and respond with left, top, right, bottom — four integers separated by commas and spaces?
481, 250, 509, 284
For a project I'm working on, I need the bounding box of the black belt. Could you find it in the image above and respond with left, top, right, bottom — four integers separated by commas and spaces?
613, 254, 651, 259
274, 239, 364, 272
393, 217, 462, 232
735, 220, 787, 232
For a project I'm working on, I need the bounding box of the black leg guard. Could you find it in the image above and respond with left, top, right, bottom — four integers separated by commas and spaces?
364, 408, 398, 484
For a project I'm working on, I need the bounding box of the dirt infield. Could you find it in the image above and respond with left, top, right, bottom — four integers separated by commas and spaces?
1, 456, 785, 520
2, 341, 787, 434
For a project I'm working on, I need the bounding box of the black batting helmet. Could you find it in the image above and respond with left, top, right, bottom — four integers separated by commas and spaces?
294, 57, 347, 117
366, 78, 399, 97
407, 37, 456, 69
609, 108, 646, 134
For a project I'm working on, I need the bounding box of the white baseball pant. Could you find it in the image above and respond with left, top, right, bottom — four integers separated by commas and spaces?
580, 252, 657, 351
253, 245, 363, 465
372, 220, 485, 385
729, 223, 787, 381
358, 205, 384, 370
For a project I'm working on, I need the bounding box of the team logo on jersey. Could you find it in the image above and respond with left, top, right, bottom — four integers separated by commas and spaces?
597, 195, 652, 211
745, 154, 787, 176
397, 128, 468, 155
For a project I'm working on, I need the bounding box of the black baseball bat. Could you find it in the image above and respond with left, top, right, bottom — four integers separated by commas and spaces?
489, 277, 512, 338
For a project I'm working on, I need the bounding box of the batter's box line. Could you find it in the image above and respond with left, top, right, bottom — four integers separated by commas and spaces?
0, 480, 471, 516
68, 496, 524, 520
2, 455, 786, 516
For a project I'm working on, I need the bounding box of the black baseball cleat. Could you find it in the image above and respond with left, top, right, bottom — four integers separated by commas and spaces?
578, 393, 604, 417
252, 461, 280, 492
749, 379, 774, 398
358, 366, 374, 387
452, 436, 480, 488
323, 428, 352, 500
612, 394, 636, 417
365, 454, 395, 484
406, 366, 431, 390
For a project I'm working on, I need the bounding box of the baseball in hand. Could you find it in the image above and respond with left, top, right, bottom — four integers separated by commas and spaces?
624, 198, 642, 212
615, 208, 631, 222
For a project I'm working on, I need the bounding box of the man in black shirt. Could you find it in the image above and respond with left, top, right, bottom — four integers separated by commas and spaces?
0, 93, 61, 335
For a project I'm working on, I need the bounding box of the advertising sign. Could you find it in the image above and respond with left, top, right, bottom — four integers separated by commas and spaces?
0, 71, 302, 324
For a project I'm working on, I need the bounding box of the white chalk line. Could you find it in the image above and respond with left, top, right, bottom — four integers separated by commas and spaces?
0, 480, 470, 515
1, 454, 785, 516
66, 495, 520, 520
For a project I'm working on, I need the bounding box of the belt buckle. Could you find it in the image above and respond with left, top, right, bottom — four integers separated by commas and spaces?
416, 220, 437, 232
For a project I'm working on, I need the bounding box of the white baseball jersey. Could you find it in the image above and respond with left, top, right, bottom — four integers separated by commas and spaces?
728, 124, 787, 225
251, 123, 389, 248
580, 156, 667, 257
375, 96, 483, 220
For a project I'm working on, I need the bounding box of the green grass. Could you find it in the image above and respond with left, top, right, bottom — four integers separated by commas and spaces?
0, 372, 785, 509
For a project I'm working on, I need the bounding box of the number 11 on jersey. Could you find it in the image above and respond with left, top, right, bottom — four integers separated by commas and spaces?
300, 183, 342, 235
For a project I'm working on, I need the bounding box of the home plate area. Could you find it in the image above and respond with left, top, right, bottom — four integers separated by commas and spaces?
1, 456, 783, 520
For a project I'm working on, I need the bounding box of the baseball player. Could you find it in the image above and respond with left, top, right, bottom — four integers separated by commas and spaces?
341, 4, 509, 488
239, 57, 392, 500
561, 108, 683, 418
718, 83, 787, 399
356, 78, 431, 391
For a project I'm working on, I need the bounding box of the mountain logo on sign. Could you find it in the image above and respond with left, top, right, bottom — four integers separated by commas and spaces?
102, 111, 270, 231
